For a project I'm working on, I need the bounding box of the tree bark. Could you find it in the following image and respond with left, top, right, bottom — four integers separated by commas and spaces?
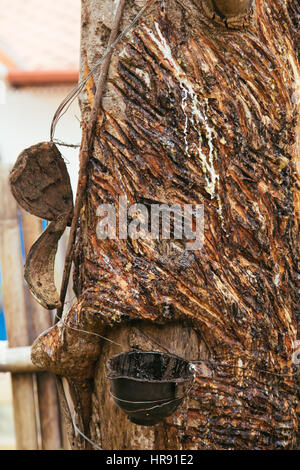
31, 0, 300, 449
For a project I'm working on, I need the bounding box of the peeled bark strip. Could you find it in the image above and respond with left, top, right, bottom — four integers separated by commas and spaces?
25, 215, 69, 309
32, 0, 300, 449
9, 141, 73, 223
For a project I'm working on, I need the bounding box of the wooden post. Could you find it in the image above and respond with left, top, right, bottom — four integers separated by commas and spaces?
21, 210, 63, 450
0, 346, 40, 373
0, 165, 38, 450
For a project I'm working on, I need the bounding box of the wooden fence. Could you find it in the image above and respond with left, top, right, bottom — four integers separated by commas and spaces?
0, 165, 68, 450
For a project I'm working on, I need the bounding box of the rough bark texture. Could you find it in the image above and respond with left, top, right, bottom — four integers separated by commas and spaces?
31, 0, 300, 449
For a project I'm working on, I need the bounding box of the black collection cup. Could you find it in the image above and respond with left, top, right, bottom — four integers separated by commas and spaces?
106, 350, 194, 426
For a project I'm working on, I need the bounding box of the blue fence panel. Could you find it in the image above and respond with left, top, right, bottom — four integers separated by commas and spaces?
0, 264, 5, 340
0, 311, 6, 340
0, 216, 47, 341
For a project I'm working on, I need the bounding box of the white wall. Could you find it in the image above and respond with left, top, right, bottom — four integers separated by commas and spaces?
0, 83, 80, 193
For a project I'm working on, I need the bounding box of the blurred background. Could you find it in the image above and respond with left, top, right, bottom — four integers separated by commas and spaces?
0, 0, 81, 449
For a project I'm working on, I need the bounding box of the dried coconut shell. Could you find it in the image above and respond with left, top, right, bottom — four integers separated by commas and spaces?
24, 214, 68, 309
9, 141, 73, 223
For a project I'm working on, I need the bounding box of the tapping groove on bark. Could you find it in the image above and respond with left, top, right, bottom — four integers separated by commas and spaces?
31, 0, 300, 449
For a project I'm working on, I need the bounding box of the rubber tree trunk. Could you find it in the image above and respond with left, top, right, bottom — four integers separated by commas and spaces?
31, 0, 300, 449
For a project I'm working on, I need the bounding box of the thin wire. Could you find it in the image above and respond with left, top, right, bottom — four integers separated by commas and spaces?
109, 390, 185, 413
127, 328, 299, 380
52, 139, 81, 149
54, 310, 127, 349
53, 314, 299, 446
71, 412, 103, 450
54, 311, 299, 381
108, 376, 195, 407
109, 393, 174, 405
50, 0, 157, 141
